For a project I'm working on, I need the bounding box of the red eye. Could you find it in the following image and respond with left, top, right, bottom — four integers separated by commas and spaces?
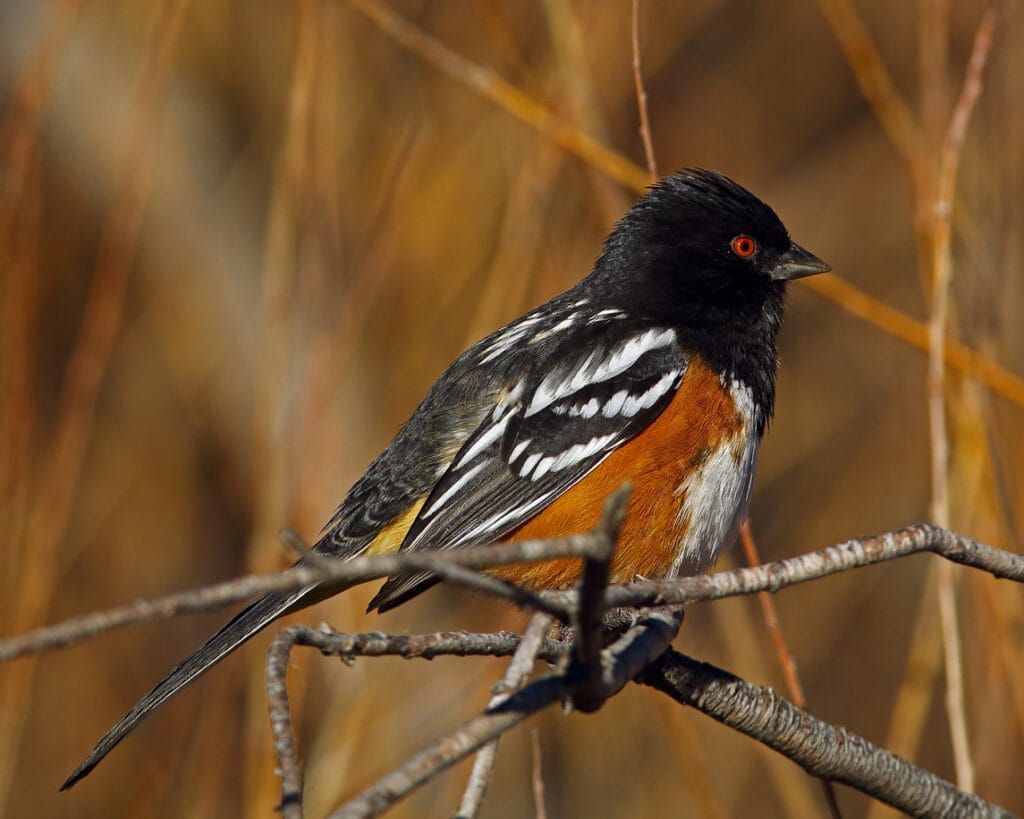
731, 236, 757, 259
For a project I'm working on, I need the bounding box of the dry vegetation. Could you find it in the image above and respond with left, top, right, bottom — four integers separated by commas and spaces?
1, 1, 1022, 817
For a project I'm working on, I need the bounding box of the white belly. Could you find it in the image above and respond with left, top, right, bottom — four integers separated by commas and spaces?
670, 379, 761, 575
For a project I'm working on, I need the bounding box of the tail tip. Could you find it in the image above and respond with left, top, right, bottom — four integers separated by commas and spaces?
60, 759, 94, 792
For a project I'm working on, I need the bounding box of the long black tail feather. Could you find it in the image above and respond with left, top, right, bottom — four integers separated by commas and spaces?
61, 586, 314, 790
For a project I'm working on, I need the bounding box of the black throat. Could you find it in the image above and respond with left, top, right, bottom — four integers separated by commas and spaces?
583, 258, 786, 436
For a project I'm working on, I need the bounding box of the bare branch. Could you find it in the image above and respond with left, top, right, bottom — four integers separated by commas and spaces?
329, 606, 680, 819
455, 612, 554, 819
640, 651, 1012, 819
0, 530, 611, 661
814, 0, 919, 162
544, 523, 1024, 612
266, 627, 305, 819
266, 622, 569, 819
569, 485, 629, 713
287, 628, 568, 665
3, 523, 1019, 665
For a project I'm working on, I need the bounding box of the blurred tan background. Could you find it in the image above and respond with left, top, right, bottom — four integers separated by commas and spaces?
1, 1, 1022, 817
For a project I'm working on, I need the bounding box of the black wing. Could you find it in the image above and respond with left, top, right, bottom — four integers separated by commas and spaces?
369, 326, 688, 611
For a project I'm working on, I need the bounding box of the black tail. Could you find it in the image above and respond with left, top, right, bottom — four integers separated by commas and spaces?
61, 585, 316, 790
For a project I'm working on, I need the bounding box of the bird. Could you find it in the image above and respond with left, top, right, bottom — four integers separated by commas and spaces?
62, 169, 829, 789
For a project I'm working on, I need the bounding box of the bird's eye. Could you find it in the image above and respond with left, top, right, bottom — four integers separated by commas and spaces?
730, 236, 757, 259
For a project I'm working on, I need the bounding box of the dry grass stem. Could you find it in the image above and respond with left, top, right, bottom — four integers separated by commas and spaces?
738, 522, 842, 818
0, 0, 190, 808
346, 0, 1024, 412
926, 3, 1000, 792
631, 0, 658, 181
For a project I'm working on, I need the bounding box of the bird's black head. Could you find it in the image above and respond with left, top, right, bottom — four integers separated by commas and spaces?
588, 169, 830, 419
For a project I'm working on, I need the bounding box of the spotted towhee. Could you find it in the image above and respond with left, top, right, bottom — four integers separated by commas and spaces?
63, 169, 829, 788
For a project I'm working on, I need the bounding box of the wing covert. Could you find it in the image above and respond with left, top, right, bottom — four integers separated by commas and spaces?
368, 327, 688, 610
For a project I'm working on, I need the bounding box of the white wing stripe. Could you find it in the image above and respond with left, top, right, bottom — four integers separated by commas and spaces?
526, 328, 676, 417
591, 328, 675, 382
457, 409, 516, 466
421, 461, 488, 520
460, 490, 559, 542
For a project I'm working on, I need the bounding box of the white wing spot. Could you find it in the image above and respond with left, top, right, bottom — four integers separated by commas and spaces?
578, 397, 600, 418
587, 309, 626, 324
518, 452, 542, 478
529, 313, 578, 344
602, 390, 627, 418
618, 370, 680, 417
509, 438, 532, 462
532, 456, 555, 481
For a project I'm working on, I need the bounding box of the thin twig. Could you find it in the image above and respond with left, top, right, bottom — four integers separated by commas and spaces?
547, 523, 1024, 612
344, 0, 650, 192
927, 1, 1000, 793
455, 612, 554, 819
280, 528, 335, 570
806, 274, 1024, 407
278, 627, 569, 665
738, 522, 805, 706
4, 523, 1021, 664
640, 651, 1012, 819
0, 531, 609, 661
569, 485, 629, 713
630, 0, 657, 181
330, 607, 680, 819
266, 627, 305, 818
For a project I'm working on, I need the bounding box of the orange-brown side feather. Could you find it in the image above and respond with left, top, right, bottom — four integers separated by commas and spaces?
492, 359, 743, 589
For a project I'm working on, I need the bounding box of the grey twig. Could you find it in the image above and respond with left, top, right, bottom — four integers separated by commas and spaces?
265, 623, 571, 819
266, 626, 310, 819
4, 524, 1016, 664
330, 605, 680, 819
289, 628, 568, 665
0, 529, 609, 661
543, 523, 1024, 613
279, 527, 334, 570
569, 484, 630, 713
640, 650, 1012, 819
455, 612, 555, 819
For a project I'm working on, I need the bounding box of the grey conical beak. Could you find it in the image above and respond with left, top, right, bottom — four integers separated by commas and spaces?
771, 242, 831, 281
